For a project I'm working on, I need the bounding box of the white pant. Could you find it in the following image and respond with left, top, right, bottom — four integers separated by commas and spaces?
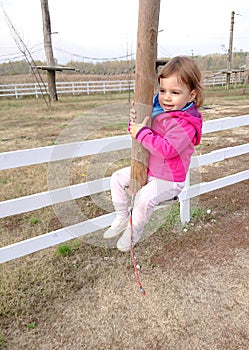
110, 167, 185, 230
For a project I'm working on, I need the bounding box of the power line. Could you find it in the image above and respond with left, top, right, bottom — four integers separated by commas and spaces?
0, 45, 135, 64
0, 48, 44, 62
1, 3, 50, 107
157, 45, 173, 58
53, 47, 134, 62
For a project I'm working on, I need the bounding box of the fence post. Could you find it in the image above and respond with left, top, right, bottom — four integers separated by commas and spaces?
14, 85, 18, 99
35, 83, 39, 98
180, 170, 190, 224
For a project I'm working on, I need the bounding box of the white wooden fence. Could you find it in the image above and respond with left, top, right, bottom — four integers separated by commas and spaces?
202, 73, 244, 87
0, 80, 135, 98
0, 74, 244, 99
0, 115, 249, 263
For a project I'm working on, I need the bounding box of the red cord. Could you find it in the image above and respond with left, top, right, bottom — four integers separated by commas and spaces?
129, 206, 146, 296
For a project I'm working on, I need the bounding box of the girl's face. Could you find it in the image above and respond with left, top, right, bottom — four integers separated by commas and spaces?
158, 74, 196, 111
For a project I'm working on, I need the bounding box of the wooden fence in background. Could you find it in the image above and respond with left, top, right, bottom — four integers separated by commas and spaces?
0, 73, 245, 99
0, 80, 135, 98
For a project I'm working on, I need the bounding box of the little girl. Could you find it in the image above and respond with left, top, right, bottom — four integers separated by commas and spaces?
104, 56, 204, 251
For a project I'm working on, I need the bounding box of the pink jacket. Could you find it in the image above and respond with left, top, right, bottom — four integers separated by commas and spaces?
135, 103, 203, 182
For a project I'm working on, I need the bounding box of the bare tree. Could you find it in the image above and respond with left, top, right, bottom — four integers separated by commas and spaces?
40, 0, 58, 101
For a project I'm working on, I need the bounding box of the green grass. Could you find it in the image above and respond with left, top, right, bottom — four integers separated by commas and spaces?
57, 243, 73, 257
57, 240, 81, 257
158, 204, 209, 234
0, 177, 9, 184
0, 335, 7, 348
29, 217, 39, 225
26, 321, 36, 330
204, 85, 248, 101
223, 94, 249, 101
162, 202, 181, 231
190, 206, 208, 221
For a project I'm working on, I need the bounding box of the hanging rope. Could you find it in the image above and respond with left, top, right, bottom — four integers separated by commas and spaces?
129, 195, 146, 296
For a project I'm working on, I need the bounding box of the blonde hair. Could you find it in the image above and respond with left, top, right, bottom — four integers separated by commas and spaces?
158, 56, 204, 108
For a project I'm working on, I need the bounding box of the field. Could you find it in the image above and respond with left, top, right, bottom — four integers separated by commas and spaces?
0, 86, 249, 350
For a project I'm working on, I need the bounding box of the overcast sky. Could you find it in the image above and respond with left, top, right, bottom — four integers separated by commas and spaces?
1, 0, 249, 64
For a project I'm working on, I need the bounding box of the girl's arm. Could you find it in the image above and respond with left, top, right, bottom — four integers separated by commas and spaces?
128, 117, 150, 138
135, 119, 197, 159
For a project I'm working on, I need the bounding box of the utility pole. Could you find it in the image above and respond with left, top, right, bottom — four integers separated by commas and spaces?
129, 0, 160, 194
226, 10, 235, 90
246, 52, 249, 84
40, 0, 58, 101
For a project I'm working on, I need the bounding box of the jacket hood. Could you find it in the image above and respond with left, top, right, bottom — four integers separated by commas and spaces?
166, 107, 203, 146
152, 93, 164, 118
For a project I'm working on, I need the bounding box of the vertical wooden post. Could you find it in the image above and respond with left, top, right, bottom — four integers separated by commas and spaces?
130, 0, 160, 194
226, 10, 235, 90
40, 0, 58, 101
245, 52, 249, 84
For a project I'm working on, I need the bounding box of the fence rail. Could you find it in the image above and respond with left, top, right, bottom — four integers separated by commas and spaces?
0, 73, 245, 99
0, 115, 249, 263
0, 80, 135, 98
202, 74, 243, 87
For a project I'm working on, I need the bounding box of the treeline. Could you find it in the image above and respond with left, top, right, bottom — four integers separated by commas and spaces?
0, 52, 247, 76
195, 51, 247, 71
69, 60, 136, 75
0, 59, 136, 76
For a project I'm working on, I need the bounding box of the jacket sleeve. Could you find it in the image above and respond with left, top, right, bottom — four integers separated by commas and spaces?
136, 118, 197, 159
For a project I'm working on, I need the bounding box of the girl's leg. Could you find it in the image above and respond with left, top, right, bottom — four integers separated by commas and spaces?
132, 176, 184, 229
117, 177, 184, 251
110, 166, 131, 204
103, 167, 131, 239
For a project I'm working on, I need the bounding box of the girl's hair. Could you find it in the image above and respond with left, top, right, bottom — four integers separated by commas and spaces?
158, 56, 204, 107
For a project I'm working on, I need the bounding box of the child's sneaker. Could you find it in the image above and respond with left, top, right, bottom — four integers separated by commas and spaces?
116, 225, 143, 252
103, 217, 129, 239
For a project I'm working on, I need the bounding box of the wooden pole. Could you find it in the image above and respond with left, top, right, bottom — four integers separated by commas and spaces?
226, 10, 235, 90
246, 52, 249, 84
130, 0, 160, 194
40, 0, 58, 101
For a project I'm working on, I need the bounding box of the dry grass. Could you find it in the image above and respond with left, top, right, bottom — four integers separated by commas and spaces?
1, 86, 249, 349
